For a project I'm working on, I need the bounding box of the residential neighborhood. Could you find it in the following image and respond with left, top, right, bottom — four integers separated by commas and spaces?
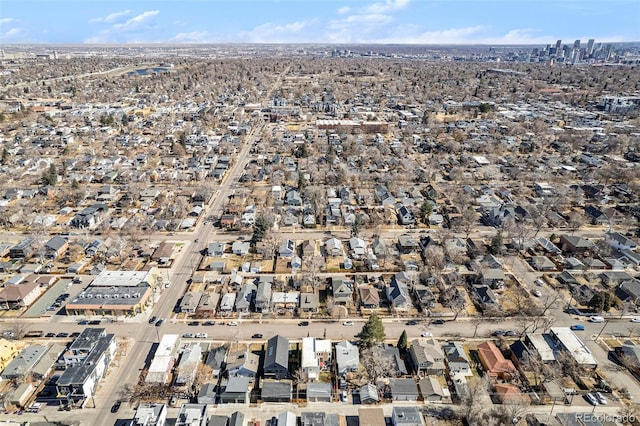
0, 40, 639, 426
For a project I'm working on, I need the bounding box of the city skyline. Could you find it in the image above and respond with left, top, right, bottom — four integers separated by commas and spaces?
1, 0, 639, 45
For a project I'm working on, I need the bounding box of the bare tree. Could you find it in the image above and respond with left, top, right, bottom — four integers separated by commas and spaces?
471, 317, 485, 338
461, 377, 489, 424
360, 346, 394, 384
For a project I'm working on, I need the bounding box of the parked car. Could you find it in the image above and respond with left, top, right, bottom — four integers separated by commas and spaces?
492, 330, 506, 336
183, 333, 194, 338
421, 332, 433, 337
532, 290, 542, 297
78, 319, 89, 325
504, 330, 517, 337
432, 319, 445, 325
56, 332, 69, 338
406, 320, 419, 325
570, 324, 585, 331
155, 319, 164, 326
298, 321, 309, 326
110, 401, 121, 413
585, 393, 598, 406
188, 321, 200, 326
88, 320, 101, 325
342, 321, 354, 326
148, 316, 157, 324
534, 278, 544, 286
595, 392, 607, 404
203, 321, 215, 326
252, 333, 263, 338
227, 321, 238, 326
169, 395, 178, 407
630, 318, 640, 323
589, 316, 605, 323
195, 333, 208, 338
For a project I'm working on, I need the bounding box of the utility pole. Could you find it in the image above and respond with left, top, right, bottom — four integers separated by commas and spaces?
595, 320, 608, 341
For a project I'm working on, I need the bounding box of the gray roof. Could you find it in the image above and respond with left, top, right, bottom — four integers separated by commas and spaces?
265, 335, 289, 371
58, 331, 115, 386
205, 346, 227, 371
307, 382, 332, 399
224, 376, 251, 393
300, 412, 340, 426
0, 345, 48, 379
389, 378, 419, 397
392, 406, 424, 426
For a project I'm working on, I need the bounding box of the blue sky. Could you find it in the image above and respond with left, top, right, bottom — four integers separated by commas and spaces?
1, 0, 638, 44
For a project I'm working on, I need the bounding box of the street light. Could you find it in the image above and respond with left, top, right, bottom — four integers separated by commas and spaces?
595, 320, 608, 341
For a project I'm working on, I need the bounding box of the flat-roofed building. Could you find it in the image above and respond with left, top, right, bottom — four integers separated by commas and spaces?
132, 403, 167, 426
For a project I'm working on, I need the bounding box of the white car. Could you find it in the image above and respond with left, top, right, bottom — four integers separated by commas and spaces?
533, 290, 542, 297
342, 321, 354, 326
195, 332, 208, 339
421, 332, 433, 337
183, 333, 194, 338
227, 321, 238, 326
164, 282, 171, 288
534, 278, 544, 286
589, 316, 605, 323
630, 318, 640, 323
595, 392, 607, 405
585, 393, 598, 406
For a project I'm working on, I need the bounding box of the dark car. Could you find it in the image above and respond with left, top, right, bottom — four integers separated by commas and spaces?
148, 316, 157, 324
432, 319, 446, 325
71, 332, 81, 338
45, 332, 56, 338
56, 332, 69, 338
88, 320, 101, 325
504, 330, 517, 337
110, 401, 121, 413
492, 330, 506, 336
203, 321, 215, 326
252, 333, 263, 338
155, 319, 164, 327
406, 320, 419, 325
78, 319, 89, 325
298, 321, 309, 326
188, 321, 200, 326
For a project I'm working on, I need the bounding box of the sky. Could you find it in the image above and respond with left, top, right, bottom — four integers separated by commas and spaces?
0, 0, 638, 45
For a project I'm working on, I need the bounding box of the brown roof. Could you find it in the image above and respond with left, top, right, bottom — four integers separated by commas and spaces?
359, 286, 380, 306
358, 408, 385, 426
0, 281, 39, 302
477, 341, 517, 378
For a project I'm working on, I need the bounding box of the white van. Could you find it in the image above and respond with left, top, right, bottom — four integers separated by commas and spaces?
589, 316, 605, 323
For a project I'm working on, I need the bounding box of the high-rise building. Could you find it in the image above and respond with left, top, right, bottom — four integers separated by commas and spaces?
555, 40, 562, 52
586, 39, 595, 56
573, 39, 581, 49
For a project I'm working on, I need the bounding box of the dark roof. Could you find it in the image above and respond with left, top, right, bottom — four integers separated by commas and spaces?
264, 335, 289, 371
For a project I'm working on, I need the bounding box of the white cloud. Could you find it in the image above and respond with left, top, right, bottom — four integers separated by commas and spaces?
89, 10, 131, 24
337, 6, 351, 14
365, 0, 411, 14
1, 28, 22, 40
0, 17, 17, 25
239, 19, 314, 43
172, 31, 212, 43
114, 10, 159, 30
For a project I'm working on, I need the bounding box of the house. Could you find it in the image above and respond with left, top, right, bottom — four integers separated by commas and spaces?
208, 242, 226, 257
442, 341, 472, 376
9, 238, 35, 258
389, 378, 419, 401
301, 240, 316, 258
235, 283, 257, 313
132, 403, 167, 426
56, 328, 117, 405
476, 341, 517, 381
397, 234, 419, 253
179, 292, 202, 314
480, 268, 505, 288
606, 232, 638, 251
349, 237, 367, 258
286, 189, 302, 206
278, 239, 295, 258
219, 293, 236, 316
332, 276, 353, 305
261, 379, 292, 402
409, 339, 446, 376
219, 376, 251, 404
584, 205, 608, 225
175, 344, 202, 386
307, 382, 332, 402
387, 273, 412, 309
301, 337, 331, 381
616, 280, 640, 305
529, 256, 557, 271
196, 293, 219, 315
418, 377, 446, 402
255, 278, 273, 313
559, 235, 595, 254
271, 291, 300, 311
359, 384, 380, 404
299, 292, 319, 312
397, 205, 415, 225
391, 406, 425, 426
226, 351, 259, 379
231, 241, 250, 255
205, 346, 227, 377
0, 281, 41, 310
336, 340, 359, 375
382, 344, 409, 376
359, 286, 380, 309
494, 383, 523, 403
264, 335, 290, 379
197, 383, 217, 405
0, 345, 48, 380
44, 236, 68, 259
175, 403, 208, 426
300, 412, 340, 426
325, 238, 343, 256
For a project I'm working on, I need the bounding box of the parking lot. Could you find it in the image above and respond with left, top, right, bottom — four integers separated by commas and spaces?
23, 278, 74, 318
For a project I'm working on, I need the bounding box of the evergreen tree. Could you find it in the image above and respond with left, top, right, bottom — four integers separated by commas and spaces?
357, 313, 385, 349
251, 215, 271, 245
397, 330, 408, 354
490, 232, 504, 255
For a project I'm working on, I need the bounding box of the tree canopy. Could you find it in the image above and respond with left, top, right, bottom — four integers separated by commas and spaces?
357, 313, 385, 349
